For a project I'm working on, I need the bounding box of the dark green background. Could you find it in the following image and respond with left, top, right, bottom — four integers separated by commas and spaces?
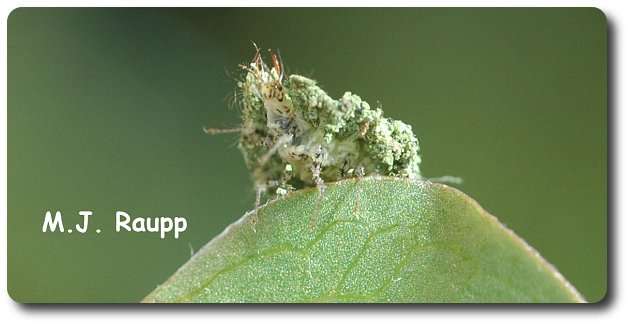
7, 8, 607, 303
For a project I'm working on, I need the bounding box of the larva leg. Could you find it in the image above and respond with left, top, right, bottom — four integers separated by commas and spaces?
251, 164, 296, 227
309, 146, 327, 228
251, 180, 280, 227
260, 134, 293, 166
311, 145, 327, 196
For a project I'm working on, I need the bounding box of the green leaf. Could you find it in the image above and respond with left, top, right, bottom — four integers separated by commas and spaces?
142, 177, 585, 303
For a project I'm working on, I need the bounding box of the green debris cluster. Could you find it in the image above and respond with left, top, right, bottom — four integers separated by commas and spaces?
235, 54, 422, 193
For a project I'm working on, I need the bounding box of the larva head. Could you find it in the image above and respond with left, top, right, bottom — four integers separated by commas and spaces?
242, 49, 284, 102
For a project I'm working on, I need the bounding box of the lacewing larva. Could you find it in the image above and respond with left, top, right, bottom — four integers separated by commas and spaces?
206, 46, 423, 208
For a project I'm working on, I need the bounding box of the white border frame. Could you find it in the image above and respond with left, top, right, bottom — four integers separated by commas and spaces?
1, 1, 624, 325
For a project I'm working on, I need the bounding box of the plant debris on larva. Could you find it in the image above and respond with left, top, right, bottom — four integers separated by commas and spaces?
207, 47, 422, 202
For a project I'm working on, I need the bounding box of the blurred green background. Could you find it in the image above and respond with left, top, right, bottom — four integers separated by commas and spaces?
7, 8, 606, 303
